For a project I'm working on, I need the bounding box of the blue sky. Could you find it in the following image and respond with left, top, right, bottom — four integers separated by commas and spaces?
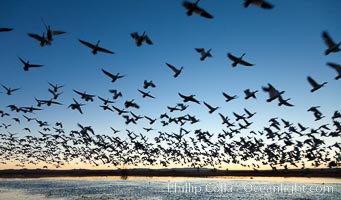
0, 0, 340, 169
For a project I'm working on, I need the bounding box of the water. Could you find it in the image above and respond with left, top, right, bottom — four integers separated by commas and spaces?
0, 177, 340, 200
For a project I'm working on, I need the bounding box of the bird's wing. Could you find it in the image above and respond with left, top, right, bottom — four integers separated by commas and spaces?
203, 102, 212, 109
1, 85, 9, 91
97, 46, 114, 54
197, 7, 214, 19
102, 69, 115, 78
322, 32, 336, 48
0, 28, 13, 32
131, 32, 138, 39
145, 36, 153, 45
18, 57, 26, 64
51, 30, 66, 36
73, 90, 83, 96
260, 0, 274, 9
239, 59, 254, 66
27, 33, 44, 41
227, 53, 238, 62
327, 62, 341, 73
307, 76, 319, 88
178, 93, 187, 99
79, 39, 96, 49
195, 48, 204, 53
166, 63, 178, 73
28, 64, 43, 68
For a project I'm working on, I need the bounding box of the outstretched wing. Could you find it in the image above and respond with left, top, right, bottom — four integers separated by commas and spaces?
327, 62, 341, 74
239, 59, 254, 66
166, 63, 178, 73
79, 39, 96, 49
101, 69, 115, 79
322, 31, 336, 48
97, 46, 114, 54
227, 53, 238, 62
307, 76, 319, 88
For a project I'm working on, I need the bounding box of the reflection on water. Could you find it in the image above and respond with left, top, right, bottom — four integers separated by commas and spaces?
0, 177, 340, 200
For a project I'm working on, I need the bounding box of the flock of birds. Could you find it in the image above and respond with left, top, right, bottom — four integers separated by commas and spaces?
0, 0, 340, 171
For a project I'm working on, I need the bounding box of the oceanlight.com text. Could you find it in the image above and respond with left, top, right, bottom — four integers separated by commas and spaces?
167, 182, 334, 194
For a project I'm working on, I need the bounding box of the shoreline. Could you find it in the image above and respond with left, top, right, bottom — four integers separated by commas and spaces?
0, 168, 340, 179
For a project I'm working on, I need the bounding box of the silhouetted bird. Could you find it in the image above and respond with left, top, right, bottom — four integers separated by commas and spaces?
262, 83, 284, 102
322, 31, 340, 55
244, 89, 258, 99
131, 32, 153, 46
307, 76, 327, 92
102, 69, 125, 83
195, 48, 212, 61
73, 90, 96, 101
27, 33, 50, 46
79, 39, 114, 54
1, 84, 20, 95
166, 63, 183, 78
178, 93, 200, 104
278, 96, 294, 107
222, 92, 238, 102
203, 102, 219, 114
138, 89, 155, 99
227, 53, 253, 67
18, 57, 43, 71
243, 0, 274, 9
183, 0, 213, 19
143, 80, 156, 89
68, 99, 85, 114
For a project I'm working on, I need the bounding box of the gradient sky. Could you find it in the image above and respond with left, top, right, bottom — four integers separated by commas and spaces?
0, 0, 340, 169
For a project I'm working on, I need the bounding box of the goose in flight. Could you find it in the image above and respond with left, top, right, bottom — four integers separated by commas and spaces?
124, 99, 140, 109
203, 102, 219, 114
262, 83, 284, 102
278, 96, 294, 107
18, 57, 43, 71
143, 80, 156, 89
131, 32, 153, 46
68, 98, 85, 114
183, 0, 213, 19
222, 92, 238, 102
227, 53, 254, 67
326, 62, 341, 80
233, 112, 246, 121
178, 93, 200, 104
109, 89, 123, 99
243, 0, 274, 9
322, 31, 340, 55
98, 96, 115, 105
102, 69, 125, 83
244, 108, 256, 118
244, 89, 258, 99
41, 18, 66, 42
138, 89, 155, 99
79, 39, 114, 55
112, 105, 128, 115
195, 48, 212, 61
73, 90, 96, 101
48, 82, 64, 93
48, 89, 63, 100
0, 28, 13, 32
1, 84, 20, 95
166, 63, 183, 78
307, 76, 327, 93
27, 33, 50, 46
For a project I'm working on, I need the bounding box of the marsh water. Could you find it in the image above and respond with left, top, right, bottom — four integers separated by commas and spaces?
0, 176, 340, 200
